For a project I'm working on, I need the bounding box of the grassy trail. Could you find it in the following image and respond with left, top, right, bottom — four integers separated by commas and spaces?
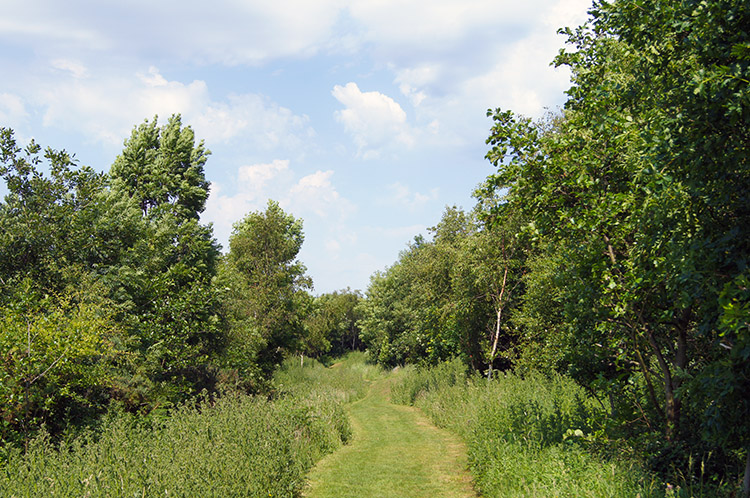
303, 373, 477, 498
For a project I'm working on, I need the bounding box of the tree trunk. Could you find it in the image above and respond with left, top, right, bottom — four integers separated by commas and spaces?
646, 314, 689, 440
487, 306, 503, 381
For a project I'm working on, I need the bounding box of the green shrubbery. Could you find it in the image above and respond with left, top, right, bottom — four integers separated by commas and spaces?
393, 361, 661, 497
0, 355, 372, 497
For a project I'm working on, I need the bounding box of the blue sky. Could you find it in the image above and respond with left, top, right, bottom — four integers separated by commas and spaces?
0, 0, 591, 294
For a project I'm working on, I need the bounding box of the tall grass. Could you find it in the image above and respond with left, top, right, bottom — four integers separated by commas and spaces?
392, 359, 662, 497
0, 353, 375, 497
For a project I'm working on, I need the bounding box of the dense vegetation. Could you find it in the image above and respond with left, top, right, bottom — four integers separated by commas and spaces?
392, 360, 659, 497
1, 0, 747, 496
0, 354, 373, 497
359, 0, 749, 495
0, 116, 364, 450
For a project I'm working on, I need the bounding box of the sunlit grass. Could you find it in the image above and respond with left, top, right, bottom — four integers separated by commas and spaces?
392, 360, 662, 498
0, 354, 374, 497
305, 373, 476, 497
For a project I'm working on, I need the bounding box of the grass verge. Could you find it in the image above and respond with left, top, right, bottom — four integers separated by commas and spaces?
392, 359, 663, 498
0, 354, 371, 497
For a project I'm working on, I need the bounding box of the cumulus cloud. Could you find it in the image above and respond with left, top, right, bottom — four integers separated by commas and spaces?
204, 161, 354, 251
238, 159, 292, 190
192, 94, 314, 148
38, 65, 209, 144
33, 65, 313, 152
203, 159, 293, 248
384, 182, 440, 211
288, 170, 355, 220
332, 82, 413, 158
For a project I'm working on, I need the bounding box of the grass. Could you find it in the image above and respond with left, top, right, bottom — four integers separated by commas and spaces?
392, 359, 663, 498
0, 353, 372, 497
304, 371, 477, 498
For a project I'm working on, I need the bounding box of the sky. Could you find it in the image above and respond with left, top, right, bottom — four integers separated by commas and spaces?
0, 0, 591, 295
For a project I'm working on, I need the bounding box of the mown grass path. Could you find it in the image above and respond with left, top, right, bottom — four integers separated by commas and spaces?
303, 373, 477, 498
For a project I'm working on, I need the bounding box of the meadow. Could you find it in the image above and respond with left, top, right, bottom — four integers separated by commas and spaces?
392, 359, 667, 498
0, 354, 373, 498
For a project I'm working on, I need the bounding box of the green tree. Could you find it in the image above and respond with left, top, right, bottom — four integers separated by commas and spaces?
0, 283, 118, 444
221, 200, 312, 382
452, 204, 527, 377
358, 207, 494, 368
107, 115, 222, 406
0, 128, 110, 301
110, 115, 209, 219
480, 0, 749, 488
303, 288, 364, 359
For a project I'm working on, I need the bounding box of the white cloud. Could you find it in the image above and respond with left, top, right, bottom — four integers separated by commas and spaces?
288, 170, 355, 220
0, 11, 105, 48
32, 66, 314, 152
332, 82, 413, 158
192, 94, 314, 148
1, 0, 345, 65
51, 59, 88, 79
384, 182, 440, 211
0, 93, 28, 127
204, 162, 355, 252
37, 67, 209, 145
238, 159, 291, 189
203, 159, 293, 249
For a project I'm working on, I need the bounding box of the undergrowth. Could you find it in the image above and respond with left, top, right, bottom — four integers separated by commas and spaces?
0, 353, 374, 497
392, 358, 664, 498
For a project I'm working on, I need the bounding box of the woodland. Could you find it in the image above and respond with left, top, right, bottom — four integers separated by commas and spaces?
1, 1, 748, 496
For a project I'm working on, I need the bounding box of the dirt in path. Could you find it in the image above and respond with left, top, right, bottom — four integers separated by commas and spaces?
303, 376, 478, 498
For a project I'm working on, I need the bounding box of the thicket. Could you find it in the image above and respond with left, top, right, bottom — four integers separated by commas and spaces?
0, 355, 371, 497
394, 361, 695, 497
0, 117, 363, 452
359, 1, 749, 494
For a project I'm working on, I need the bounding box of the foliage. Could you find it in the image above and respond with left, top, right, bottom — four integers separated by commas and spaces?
393, 362, 662, 498
474, 0, 749, 489
0, 286, 119, 444
0, 128, 109, 302
0, 117, 225, 442
109, 114, 210, 219
358, 207, 489, 367
357, 204, 529, 376
1, 355, 371, 497
219, 200, 313, 385
107, 115, 223, 408
303, 288, 364, 359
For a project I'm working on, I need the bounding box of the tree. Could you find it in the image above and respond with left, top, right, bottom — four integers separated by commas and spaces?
107, 115, 222, 406
110, 115, 209, 219
221, 200, 312, 382
303, 288, 364, 359
0, 283, 118, 444
480, 0, 749, 488
453, 204, 527, 378
358, 207, 509, 369
0, 128, 110, 301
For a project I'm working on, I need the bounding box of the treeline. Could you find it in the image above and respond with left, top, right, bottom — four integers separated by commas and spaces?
358, 0, 749, 493
0, 116, 363, 448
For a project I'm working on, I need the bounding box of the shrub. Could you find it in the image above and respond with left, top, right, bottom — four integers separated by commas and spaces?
1, 353, 375, 497
393, 361, 660, 497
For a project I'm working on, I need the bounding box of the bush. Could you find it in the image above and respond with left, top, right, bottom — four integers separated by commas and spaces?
393, 361, 661, 497
1, 354, 375, 497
